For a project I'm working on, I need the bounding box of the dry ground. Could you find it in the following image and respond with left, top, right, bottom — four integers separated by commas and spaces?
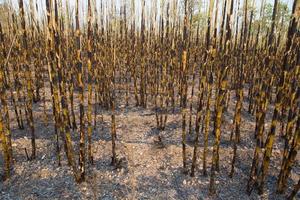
0, 86, 299, 200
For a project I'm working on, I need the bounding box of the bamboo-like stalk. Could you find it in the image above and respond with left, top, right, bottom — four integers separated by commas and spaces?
209, 66, 228, 195
0, 114, 10, 179
87, 0, 94, 165
0, 22, 13, 165
75, 0, 86, 182
0, 61, 11, 179
190, 71, 205, 177
45, 0, 62, 166
19, 0, 36, 160
203, 72, 213, 176
111, 33, 117, 166
181, 0, 189, 174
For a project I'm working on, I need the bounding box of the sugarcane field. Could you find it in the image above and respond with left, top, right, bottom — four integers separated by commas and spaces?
0, 0, 299, 199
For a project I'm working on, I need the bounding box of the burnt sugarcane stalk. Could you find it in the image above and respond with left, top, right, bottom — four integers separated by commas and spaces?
181, 0, 189, 174
87, 0, 94, 165
209, 66, 228, 195
19, 0, 36, 160
0, 66, 11, 179
75, 0, 86, 182
190, 72, 205, 177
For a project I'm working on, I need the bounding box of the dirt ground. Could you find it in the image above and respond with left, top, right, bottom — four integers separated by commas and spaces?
0, 86, 299, 200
